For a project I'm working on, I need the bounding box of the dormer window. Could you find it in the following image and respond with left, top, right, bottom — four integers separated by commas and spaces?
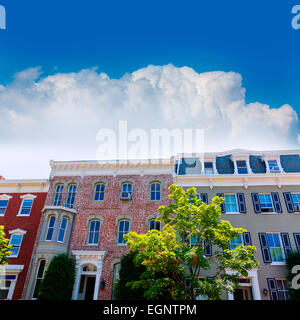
204, 162, 214, 174
236, 161, 248, 174
268, 160, 280, 173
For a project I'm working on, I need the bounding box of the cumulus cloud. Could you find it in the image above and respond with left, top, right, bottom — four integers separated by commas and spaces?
0, 64, 299, 178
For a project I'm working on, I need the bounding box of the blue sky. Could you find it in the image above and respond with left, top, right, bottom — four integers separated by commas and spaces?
0, 0, 299, 178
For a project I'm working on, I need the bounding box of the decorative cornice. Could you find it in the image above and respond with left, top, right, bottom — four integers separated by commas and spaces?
42, 205, 77, 214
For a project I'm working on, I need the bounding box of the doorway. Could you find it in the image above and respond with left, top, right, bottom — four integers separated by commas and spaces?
233, 286, 253, 300
78, 275, 96, 300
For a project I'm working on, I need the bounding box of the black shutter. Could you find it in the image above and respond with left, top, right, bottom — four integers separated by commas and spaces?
283, 192, 295, 213
243, 232, 252, 246
217, 193, 225, 213
251, 193, 261, 213
281, 233, 292, 257
237, 193, 247, 213
200, 193, 208, 204
259, 233, 271, 263
267, 278, 278, 300
271, 192, 282, 213
293, 233, 300, 251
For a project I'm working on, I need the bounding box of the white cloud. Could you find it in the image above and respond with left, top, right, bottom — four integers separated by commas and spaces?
0, 64, 299, 178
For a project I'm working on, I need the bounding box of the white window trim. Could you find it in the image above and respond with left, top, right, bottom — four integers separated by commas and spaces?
258, 193, 276, 214
266, 232, 286, 264
17, 195, 36, 216
57, 217, 69, 243
7, 230, 26, 258
224, 193, 240, 214
0, 195, 11, 216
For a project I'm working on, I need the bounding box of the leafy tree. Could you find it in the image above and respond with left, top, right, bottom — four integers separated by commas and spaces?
0, 226, 12, 265
38, 253, 75, 300
286, 251, 300, 300
125, 184, 258, 300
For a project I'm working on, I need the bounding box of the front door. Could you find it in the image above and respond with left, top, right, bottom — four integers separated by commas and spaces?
233, 286, 253, 300
84, 276, 96, 300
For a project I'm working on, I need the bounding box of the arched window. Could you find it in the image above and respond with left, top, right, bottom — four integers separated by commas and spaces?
121, 183, 133, 200
46, 216, 56, 241
65, 184, 77, 208
117, 220, 130, 245
32, 259, 46, 299
149, 219, 161, 231
94, 183, 106, 201
150, 182, 161, 201
58, 217, 69, 243
53, 184, 64, 206
87, 220, 101, 245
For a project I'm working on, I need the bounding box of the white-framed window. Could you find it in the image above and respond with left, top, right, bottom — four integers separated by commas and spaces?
87, 220, 101, 245
122, 183, 132, 195
291, 193, 300, 209
0, 199, 9, 216
276, 279, 289, 300
58, 217, 69, 243
94, 183, 105, 201
18, 199, 34, 216
45, 216, 56, 241
65, 184, 77, 208
190, 235, 202, 246
112, 263, 121, 300
204, 162, 214, 174
117, 220, 130, 245
236, 160, 248, 174
53, 184, 64, 206
268, 160, 280, 173
229, 234, 244, 250
259, 194, 274, 213
150, 182, 161, 201
224, 194, 239, 213
32, 259, 46, 299
8, 234, 24, 257
266, 233, 285, 262
149, 219, 161, 231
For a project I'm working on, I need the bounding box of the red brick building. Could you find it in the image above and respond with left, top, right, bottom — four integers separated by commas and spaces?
24, 159, 174, 300
0, 178, 48, 300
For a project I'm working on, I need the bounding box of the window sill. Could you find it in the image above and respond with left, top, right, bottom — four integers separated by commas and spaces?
86, 243, 99, 246
271, 262, 286, 266
225, 212, 241, 215
260, 212, 277, 215
117, 243, 128, 246
16, 214, 30, 217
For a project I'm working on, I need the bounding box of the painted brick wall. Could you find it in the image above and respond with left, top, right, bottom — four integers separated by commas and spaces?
47, 174, 173, 300
0, 192, 47, 300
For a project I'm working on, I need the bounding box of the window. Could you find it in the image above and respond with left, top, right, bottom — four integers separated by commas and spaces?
291, 193, 300, 211
190, 235, 202, 246
224, 194, 239, 213
8, 234, 23, 257
229, 234, 244, 250
58, 217, 68, 243
204, 162, 214, 174
121, 183, 133, 200
268, 160, 280, 173
112, 263, 121, 300
0, 200, 9, 215
150, 183, 161, 201
53, 184, 64, 206
19, 199, 33, 215
266, 233, 285, 262
87, 220, 101, 245
149, 219, 161, 231
46, 216, 56, 241
117, 220, 130, 245
65, 184, 77, 208
276, 279, 289, 300
94, 183, 105, 201
236, 160, 248, 174
259, 194, 274, 213
32, 259, 46, 299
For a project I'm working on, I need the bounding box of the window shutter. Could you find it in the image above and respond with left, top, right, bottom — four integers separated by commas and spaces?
283, 192, 294, 213
216, 193, 226, 213
243, 232, 252, 246
204, 242, 212, 256
200, 193, 208, 204
281, 233, 292, 257
237, 193, 247, 213
251, 193, 261, 213
259, 233, 271, 263
271, 192, 282, 213
267, 278, 278, 300
293, 233, 300, 251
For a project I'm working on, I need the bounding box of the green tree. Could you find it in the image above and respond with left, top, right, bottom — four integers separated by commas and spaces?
38, 253, 75, 300
0, 226, 12, 265
125, 184, 258, 300
286, 251, 300, 300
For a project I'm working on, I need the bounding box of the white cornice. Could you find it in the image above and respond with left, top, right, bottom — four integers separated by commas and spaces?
42, 206, 78, 214
0, 179, 49, 193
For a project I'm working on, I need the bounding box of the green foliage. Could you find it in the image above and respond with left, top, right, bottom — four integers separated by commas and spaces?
124, 184, 259, 300
38, 253, 75, 300
286, 251, 300, 300
0, 226, 12, 265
